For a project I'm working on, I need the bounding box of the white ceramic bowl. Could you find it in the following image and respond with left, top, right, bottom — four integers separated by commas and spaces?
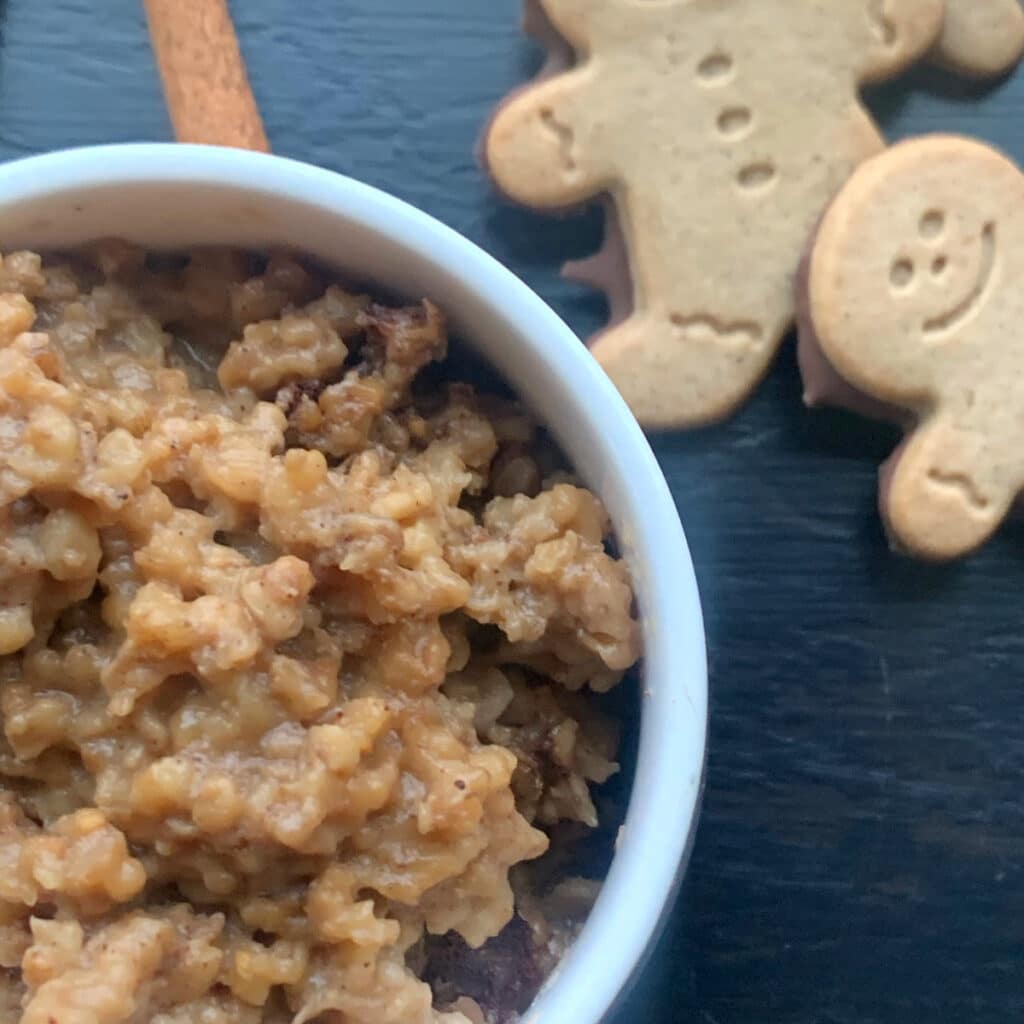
0, 144, 707, 1022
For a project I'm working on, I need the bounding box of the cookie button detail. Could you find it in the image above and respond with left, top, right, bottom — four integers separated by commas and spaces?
717, 106, 753, 139
737, 161, 777, 192
696, 52, 733, 85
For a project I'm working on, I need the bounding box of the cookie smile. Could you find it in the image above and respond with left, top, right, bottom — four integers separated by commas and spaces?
922, 221, 997, 340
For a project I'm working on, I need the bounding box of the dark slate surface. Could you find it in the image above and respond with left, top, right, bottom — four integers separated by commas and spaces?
4, 1, 1024, 1021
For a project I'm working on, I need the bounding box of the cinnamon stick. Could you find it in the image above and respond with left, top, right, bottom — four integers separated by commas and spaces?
144, 0, 269, 152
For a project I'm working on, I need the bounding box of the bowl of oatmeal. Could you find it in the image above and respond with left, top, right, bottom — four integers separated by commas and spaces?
0, 144, 706, 1024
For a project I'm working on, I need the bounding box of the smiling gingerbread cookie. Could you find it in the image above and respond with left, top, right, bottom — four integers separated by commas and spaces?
800, 135, 1024, 560
484, 0, 951, 429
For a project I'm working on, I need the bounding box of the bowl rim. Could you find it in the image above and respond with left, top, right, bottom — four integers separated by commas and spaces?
0, 143, 708, 1023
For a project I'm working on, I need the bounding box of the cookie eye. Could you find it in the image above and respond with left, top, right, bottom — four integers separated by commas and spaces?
931, 256, 948, 278
890, 258, 915, 290
919, 210, 945, 241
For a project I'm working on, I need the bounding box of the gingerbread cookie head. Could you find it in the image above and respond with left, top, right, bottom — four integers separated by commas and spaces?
484, 0, 945, 429
934, 0, 1024, 77
803, 135, 1024, 559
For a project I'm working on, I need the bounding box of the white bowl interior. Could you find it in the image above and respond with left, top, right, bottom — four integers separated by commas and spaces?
0, 144, 707, 1023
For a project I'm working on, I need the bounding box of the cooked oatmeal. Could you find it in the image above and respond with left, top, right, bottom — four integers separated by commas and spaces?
0, 243, 640, 1024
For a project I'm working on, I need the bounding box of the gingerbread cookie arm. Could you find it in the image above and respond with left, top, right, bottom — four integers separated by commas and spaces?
485, 70, 609, 209
933, 0, 1024, 77
849, 0, 945, 82
883, 419, 1011, 559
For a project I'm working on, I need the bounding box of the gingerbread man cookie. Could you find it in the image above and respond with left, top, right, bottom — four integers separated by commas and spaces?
935, 0, 1024, 77
800, 135, 1024, 560
484, 0, 945, 429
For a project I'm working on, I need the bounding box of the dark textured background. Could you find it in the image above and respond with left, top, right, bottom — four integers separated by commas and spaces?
4, 2, 1024, 1021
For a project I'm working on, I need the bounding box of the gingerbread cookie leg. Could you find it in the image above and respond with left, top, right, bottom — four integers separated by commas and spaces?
801, 135, 1024, 559
933, 0, 1024, 77
883, 419, 1011, 559
589, 309, 779, 431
